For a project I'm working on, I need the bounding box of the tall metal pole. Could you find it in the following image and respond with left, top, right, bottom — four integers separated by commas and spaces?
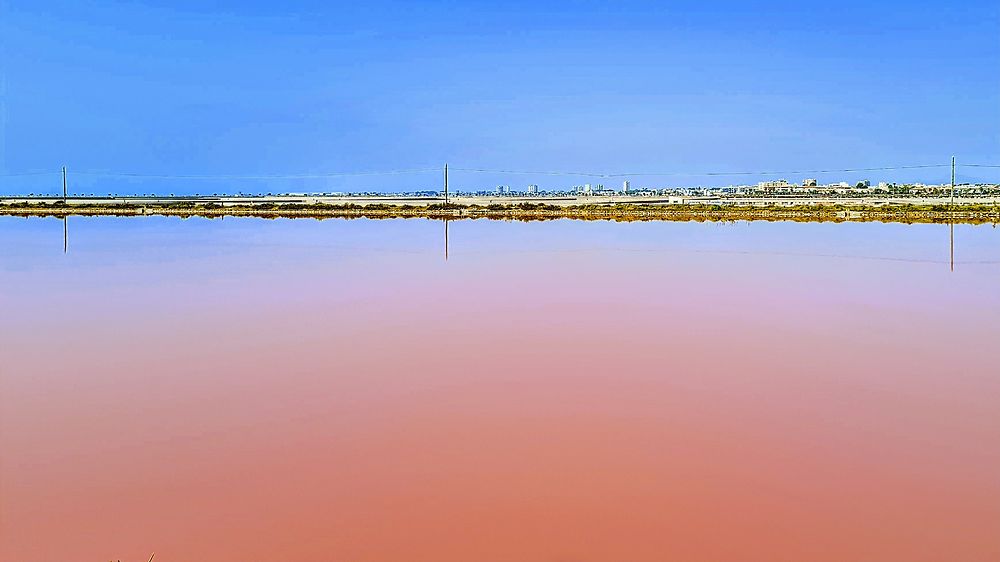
444, 163, 449, 205
950, 156, 956, 272
950, 156, 955, 207
62, 165, 67, 200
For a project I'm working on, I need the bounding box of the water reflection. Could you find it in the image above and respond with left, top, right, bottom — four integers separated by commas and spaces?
4, 217, 999, 562
49, 216, 989, 272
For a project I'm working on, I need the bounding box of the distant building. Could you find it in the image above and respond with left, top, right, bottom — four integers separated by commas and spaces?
757, 179, 791, 191
802, 178, 818, 187
622, 180, 630, 193
583, 183, 592, 194
527, 184, 539, 194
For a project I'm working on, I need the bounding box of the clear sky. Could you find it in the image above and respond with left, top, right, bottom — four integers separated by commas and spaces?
1, 0, 998, 194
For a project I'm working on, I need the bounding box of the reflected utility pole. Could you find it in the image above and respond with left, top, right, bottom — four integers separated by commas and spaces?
950, 222, 954, 272
444, 218, 449, 261
62, 216, 68, 254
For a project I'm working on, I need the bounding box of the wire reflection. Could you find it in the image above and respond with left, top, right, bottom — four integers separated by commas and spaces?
54, 215, 973, 272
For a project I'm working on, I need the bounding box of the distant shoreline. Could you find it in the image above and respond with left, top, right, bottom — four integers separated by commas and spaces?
2, 200, 999, 224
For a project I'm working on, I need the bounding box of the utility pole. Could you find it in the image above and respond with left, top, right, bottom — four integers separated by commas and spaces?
62, 165, 67, 201
950, 156, 955, 207
950, 156, 956, 272
444, 163, 449, 205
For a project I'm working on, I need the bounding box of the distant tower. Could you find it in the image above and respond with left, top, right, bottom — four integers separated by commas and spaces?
527, 184, 539, 194
622, 180, 630, 193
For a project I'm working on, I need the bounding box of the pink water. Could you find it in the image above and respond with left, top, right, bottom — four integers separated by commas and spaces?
2, 217, 999, 562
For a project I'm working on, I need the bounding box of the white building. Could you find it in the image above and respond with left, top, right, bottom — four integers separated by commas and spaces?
622, 180, 630, 193
757, 179, 791, 190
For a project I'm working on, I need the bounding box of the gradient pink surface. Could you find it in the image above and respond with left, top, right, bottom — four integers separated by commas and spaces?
2, 217, 999, 561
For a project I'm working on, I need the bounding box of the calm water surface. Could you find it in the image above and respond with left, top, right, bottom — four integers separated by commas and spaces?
1, 216, 999, 562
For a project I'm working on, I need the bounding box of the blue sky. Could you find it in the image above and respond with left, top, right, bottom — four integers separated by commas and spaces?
1, 0, 998, 194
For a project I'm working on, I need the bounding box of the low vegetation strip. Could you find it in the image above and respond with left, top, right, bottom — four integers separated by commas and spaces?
2, 201, 999, 224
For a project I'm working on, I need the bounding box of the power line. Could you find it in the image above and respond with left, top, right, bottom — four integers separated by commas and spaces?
70, 168, 439, 180
0, 170, 60, 177
451, 164, 950, 178
3, 162, 992, 181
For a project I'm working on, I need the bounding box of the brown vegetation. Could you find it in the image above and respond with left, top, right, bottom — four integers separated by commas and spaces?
1, 201, 998, 225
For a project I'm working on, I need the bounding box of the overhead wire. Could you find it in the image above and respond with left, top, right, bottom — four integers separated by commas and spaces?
450, 164, 951, 178
69, 168, 439, 180
3, 162, 997, 181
